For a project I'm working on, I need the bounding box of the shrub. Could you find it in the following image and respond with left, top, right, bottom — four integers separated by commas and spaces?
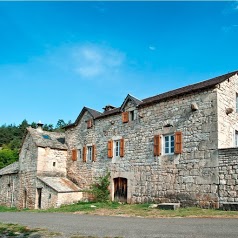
91, 172, 110, 202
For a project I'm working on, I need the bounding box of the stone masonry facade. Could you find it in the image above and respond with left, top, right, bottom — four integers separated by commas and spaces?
1, 70, 238, 209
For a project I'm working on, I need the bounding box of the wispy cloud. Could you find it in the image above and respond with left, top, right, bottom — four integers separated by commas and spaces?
72, 44, 125, 78
222, 24, 238, 33
149, 46, 156, 51
0, 43, 126, 81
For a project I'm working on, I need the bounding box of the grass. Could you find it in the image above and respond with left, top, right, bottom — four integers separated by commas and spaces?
0, 223, 40, 237
0, 205, 19, 212
1, 202, 238, 218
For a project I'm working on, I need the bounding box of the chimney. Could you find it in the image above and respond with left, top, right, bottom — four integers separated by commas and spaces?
103, 105, 116, 112
37, 120, 44, 132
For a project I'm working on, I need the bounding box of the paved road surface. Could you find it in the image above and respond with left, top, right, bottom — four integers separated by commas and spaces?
0, 212, 238, 238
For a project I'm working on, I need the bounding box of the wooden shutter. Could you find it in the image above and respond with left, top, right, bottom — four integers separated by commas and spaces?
83, 146, 87, 162
87, 119, 93, 129
92, 145, 96, 162
175, 131, 182, 154
122, 112, 129, 123
72, 149, 77, 161
120, 138, 124, 157
107, 140, 113, 158
154, 135, 161, 156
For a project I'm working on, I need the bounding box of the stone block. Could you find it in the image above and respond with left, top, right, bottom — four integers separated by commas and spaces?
157, 203, 180, 210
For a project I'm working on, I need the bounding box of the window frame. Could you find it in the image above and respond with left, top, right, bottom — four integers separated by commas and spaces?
114, 140, 120, 158
163, 134, 175, 155
235, 130, 238, 147
87, 146, 93, 161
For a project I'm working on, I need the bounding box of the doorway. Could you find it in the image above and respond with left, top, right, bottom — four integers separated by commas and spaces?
37, 188, 42, 209
24, 190, 27, 208
114, 177, 127, 202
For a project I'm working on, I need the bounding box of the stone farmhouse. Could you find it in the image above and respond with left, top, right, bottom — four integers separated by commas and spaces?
1, 70, 238, 209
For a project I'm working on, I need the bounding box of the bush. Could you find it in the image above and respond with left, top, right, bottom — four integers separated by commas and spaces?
91, 172, 110, 202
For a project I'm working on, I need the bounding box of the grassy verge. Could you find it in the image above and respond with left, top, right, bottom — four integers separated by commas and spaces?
32, 202, 238, 218
0, 206, 19, 212
1, 202, 238, 218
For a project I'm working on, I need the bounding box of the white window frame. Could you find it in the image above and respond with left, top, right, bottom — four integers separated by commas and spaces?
114, 140, 120, 158
164, 134, 174, 155
235, 130, 238, 147
87, 146, 92, 161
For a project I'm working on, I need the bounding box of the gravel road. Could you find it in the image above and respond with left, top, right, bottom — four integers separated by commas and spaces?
0, 212, 238, 238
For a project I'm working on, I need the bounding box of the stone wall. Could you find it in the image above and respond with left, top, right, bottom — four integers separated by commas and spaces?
218, 148, 238, 204
217, 74, 238, 148
18, 133, 38, 209
0, 174, 19, 207
37, 147, 67, 177
66, 87, 220, 207
35, 178, 58, 209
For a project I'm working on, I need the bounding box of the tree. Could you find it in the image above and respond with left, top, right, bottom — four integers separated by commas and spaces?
55, 119, 67, 132
0, 149, 19, 169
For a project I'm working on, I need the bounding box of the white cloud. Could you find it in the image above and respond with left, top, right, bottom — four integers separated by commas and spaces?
149, 46, 156, 51
72, 44, 125, 78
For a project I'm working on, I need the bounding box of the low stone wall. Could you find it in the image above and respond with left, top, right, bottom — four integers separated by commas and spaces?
218, 148, 238, 204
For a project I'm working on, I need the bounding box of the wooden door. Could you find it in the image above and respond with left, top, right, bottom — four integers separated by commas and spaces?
114, 177, 127, 202
37, 188, 42, 209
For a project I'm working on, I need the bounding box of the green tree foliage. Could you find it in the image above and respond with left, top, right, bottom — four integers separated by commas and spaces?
0, 149, 18, 169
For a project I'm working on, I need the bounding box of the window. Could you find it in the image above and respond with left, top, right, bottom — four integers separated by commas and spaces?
115, 140, 120, 157
130, 111, 135, 121
164, 134, 174, 154
108, 138, 124, 158
236, 94, 238, 112
78, 149, 82, 159
87, 146, 92, 161
53, 162, 56, 167
122, 111, 136, 123
235, 131, 238, 147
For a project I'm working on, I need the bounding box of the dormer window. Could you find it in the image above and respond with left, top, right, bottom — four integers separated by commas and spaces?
122, 110, 136, 123
87, 119, 93, 129
130, 111, 135, 121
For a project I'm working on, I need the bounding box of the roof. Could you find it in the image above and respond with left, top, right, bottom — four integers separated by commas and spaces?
141, 70, 238, 106
64, 106, 102, 129
37, 176, 81, 193
120, 94, 143, 111
27, 127, 67, 150
0, 162, 19, 176
65, 70, 238, 125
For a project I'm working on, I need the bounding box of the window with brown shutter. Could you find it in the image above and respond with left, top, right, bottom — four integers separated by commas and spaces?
120, 138, 124, 157
87, 119, 93, 129
107, 140, 113, 158
92, 145, 96, 162
175, 131, 182, 154
154, 135, 161, 156
83, 146, 87, 162
72, 149, 77, 161
122, 112, 129, 123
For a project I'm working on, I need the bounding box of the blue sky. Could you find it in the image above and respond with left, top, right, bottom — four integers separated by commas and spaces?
0, 1, 238, 126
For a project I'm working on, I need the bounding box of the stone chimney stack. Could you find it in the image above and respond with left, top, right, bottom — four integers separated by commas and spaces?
37, 120, 44, 132
103, 105, 116, 112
